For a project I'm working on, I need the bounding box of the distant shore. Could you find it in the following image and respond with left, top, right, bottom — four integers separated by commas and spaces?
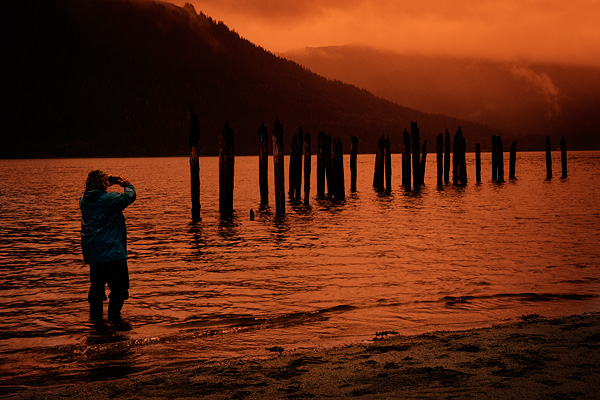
19, 312, 600, 399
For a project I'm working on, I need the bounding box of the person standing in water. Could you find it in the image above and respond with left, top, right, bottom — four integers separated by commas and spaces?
80, 170, 136, 322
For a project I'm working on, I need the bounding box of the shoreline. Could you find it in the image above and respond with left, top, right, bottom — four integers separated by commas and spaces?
16, 312, 600, 399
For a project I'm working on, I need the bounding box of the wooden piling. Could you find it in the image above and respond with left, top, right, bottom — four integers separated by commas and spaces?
457, 127, 467, 185
402, 129, 411, 190
497, 134, 504, 182
561, 136, 567, 178
420, 140, 427, 186
258, 123, 268, 206
219, 119, 235, 216
273, 118, 285, 215
324, 134, 333, 195
545, 135, 552, 179
475, 143, 481, 183
373, 136, 385, 191
411, 121, 421, 190
189, 106, 201, 222
452, 130, 459, 186
491, 135, 498, 181
350, 135, 358, 192
436, 133, 443, 186
317, 131, 326, 198
304, 132, 311, 205
444, 129, 451, 184
509, 141, 516, 179
385, 136, 392, 192
334, 138, 345, 200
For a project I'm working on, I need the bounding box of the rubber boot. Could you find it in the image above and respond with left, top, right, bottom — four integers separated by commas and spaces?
89, 301, 103, 322
107, 298, 124, 321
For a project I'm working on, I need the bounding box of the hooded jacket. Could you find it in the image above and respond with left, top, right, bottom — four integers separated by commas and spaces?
79, 185, 136, 265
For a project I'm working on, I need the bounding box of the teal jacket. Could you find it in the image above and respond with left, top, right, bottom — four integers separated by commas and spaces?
80, 185, 136, 265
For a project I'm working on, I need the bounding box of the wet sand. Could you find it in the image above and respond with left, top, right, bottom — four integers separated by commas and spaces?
19, 313, 600, 399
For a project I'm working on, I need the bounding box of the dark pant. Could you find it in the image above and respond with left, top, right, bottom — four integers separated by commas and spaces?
88, 259, 130, 319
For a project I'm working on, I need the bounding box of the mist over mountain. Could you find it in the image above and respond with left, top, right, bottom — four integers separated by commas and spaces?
284, 46, 600, 150
4, 0, 502, 158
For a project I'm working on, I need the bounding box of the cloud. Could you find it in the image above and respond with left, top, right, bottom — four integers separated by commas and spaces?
510, 66, 561, 115
174, 0, 600, 66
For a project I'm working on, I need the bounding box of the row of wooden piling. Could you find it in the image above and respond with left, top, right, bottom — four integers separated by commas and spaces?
189, 109, 570, 220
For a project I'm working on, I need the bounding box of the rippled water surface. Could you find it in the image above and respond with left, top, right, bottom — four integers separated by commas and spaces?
1, 152, 599, 393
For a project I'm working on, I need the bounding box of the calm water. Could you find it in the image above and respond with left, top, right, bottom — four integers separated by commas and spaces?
1, 152, 599, 394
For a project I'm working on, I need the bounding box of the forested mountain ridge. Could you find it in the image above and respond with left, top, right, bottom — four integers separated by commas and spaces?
4, 0, 500, 158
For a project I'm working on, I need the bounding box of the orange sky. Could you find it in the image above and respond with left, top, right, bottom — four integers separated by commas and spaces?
172, 0, 600, 66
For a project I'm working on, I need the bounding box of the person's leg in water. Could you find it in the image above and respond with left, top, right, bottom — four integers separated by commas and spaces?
88, 263, 108, 322
106, 259, 130, 321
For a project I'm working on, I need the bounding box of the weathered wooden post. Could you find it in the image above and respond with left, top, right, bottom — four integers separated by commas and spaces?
288, 133, 297, 200
304, 132, 311, 205
436, 133, 443, 186
457, 127, 467, 185
452, 130, 459, 186
219, 119, 235, 216
444, 129, 451, 184
258, 123, 269, 206
317, 131, 326, 198
334, 138, 345, 200
497, 134, 504, 182
373, 136, 385, 191
475, 143, 481, 183
411, 121, 421, 190
273, 118, 285, 215
384, 137, 392, 192
420, 140, 427, 186
189, 106, 201, 222
509, 141, 516, 179
491, 135, 498, 181
324, 133, 333, 195
545, 135, 552, 179
350, 135, 358, 192
402, 129, 411, 190
295, 129, 304, 201
561, 136, 567, 178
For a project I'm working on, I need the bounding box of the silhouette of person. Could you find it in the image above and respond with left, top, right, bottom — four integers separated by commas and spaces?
80, 170, 136, 322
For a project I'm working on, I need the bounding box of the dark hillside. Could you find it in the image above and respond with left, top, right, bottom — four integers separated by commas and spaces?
4, 0, 499, 158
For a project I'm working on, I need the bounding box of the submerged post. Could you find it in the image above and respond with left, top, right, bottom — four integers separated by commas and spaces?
273, 119, 285, 215
436, 133, 443, 187
420, 140, 427, 186
497, 134, 504, 182
545, 135, 552, 179
304, 132, 311, 205
402, 129, 411, 190
475, 143, 481, 183
444, 129, 451, 184
457, 127, 467, 185
258, 123, 269, 206
561, 136, 567, 178
411, 121, 421, 190
219, 119, 235, 216
373, 136, 385, 191
491, 135, 498, 181
509, 141, 517, 179
324, 134, 333, 195
452, 131, 459, 186
189, 106, 201, 222
317, 131, 326, 198
334, 138, 345, 200
350, 135, 358, 192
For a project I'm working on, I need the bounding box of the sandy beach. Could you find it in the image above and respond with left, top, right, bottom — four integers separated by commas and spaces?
14, 312, 599, 399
